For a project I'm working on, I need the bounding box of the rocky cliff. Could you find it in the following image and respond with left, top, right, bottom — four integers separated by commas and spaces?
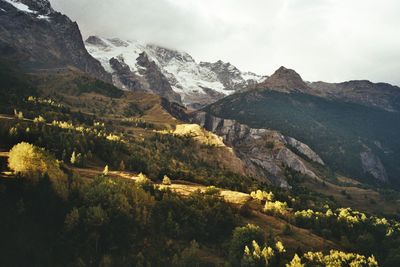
360, 149, 388, 182
192, 111, 325, 187
109, 57, 142, 92
136, 52, 182, 104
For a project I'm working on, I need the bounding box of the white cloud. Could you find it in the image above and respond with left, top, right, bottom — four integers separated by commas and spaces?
50, 0, 400, 85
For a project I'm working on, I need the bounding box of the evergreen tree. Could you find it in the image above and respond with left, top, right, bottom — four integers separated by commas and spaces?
62, 149, 67, 161
229, 224, 265, 264
119, 160, 125, 171
76, 153, 83, 167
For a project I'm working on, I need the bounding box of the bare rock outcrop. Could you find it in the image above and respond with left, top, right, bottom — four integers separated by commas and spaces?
360, 149, 388, 182
284, 136, 325, 165
192, 112, 324, 187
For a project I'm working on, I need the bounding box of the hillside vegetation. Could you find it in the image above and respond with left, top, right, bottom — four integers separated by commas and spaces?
1, 63, 400, 266
205, 90, 400, 188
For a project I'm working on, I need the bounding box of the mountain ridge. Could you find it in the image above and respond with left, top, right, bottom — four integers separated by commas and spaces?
85, 35, 265, 108
255, 66, 400, 112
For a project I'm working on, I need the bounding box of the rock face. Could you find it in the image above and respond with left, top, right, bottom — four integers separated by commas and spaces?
109, 57, 142, 92
136, 53, 182, 104
0, 0, 111, 82
85, 36, 264, 108
105, 53, 182, 103
360, 150, 388, 182
284, 136, 325, 165
276, 148, 319, 179
192, 111, 324, 187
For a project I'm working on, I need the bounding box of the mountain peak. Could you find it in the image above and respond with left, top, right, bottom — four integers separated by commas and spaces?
258, 66, 309, 91
276, 66, 289, 71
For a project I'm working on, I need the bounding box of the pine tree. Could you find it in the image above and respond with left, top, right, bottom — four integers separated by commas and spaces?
62, 149, 67, 161
87, 150, 93, 160
76, 153, 83, 167
82, 154, 87, 166
119, 160, 125, 171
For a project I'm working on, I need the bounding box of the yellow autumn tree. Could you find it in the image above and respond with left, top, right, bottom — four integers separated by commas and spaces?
8, 142, 68, 198
286, 254, 304, 267
162, 175, 172, 185
264, 200, 288, 216
136, 173, 151, 186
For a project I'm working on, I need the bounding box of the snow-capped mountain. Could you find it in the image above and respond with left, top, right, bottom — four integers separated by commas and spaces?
199, 60, 263, 92
85, 36, 265, 107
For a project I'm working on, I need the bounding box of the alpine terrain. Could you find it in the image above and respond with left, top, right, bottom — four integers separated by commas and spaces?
0, 1, 399, 267
85, 36, 265, 108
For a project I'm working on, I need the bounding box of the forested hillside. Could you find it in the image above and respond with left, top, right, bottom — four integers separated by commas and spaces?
204, 90, 400, 188
0, 61, 399, 266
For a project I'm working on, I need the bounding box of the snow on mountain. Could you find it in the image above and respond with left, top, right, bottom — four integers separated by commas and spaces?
145, 45, 226, 95
3, 0, 35, 13
2, 0, 54, 21
242, 71, 266, 83
85, 36, 264, 107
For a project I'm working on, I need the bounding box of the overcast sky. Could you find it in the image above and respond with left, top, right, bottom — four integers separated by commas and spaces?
50, 0, 400, 85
